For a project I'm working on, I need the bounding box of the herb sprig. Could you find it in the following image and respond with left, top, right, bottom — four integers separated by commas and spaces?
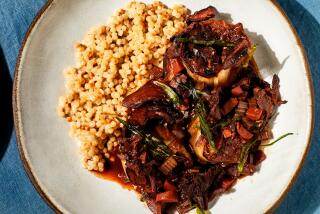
183, 84, 216, 152
117, 118, 172, 159
176, 37, 235, 48
238, 138, 257, 173
195, 100, 217, 152
260, 133, 293, 147
154, 81, 181, 106
238, 131, 294, 172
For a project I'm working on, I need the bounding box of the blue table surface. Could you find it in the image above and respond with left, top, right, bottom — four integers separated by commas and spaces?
0, 0, 319, 213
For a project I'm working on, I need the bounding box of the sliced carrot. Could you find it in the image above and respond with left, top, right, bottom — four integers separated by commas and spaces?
246, 107, 263, 121
155, 191, 178, 203
222, 178, 236, 190
164, 180, 176, 192
223, 128, 232, 139
231, 86, 243, 96
236, 122, 253, 140
222, 98, 239, 115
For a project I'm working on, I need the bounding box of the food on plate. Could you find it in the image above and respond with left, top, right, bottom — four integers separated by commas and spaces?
57, 1, 188, 171
117, 6, 289, 214
58, 2, 292, 213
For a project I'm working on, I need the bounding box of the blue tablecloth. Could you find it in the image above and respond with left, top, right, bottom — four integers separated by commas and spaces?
0, 0, 319, 213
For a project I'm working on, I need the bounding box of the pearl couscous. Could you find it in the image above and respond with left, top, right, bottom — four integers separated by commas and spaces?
57, 1, 189, 172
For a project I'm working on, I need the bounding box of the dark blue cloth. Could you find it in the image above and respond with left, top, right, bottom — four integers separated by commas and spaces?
0, 0, 319, 213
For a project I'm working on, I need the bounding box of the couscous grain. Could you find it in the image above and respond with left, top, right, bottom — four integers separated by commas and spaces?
57, 1, 188, 172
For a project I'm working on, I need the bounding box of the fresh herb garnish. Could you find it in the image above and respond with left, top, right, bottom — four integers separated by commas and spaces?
152, 81, 217, 151
176, 37, 234, 47
195, 101, 217, 152
182, 84, 216, 152
238, 132, 293, 172
117, 118, 172, 158
238, 138, 257, 173
154, 81, 181, 106
176, 37, 189, 43
193, 39, 234, 47
260, 133, 293, 147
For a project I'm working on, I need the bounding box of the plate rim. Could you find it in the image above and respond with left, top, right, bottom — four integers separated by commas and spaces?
12, 0, 315, 213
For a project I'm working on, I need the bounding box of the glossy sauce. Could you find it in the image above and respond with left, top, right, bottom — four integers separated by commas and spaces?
92, 156, 134, 190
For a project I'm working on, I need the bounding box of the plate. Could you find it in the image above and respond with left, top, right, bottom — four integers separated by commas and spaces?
13, 0, 314, 213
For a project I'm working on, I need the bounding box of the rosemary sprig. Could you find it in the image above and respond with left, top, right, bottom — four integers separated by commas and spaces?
195, 101, 217, 152
260, 133, 293, 147
182, 84, 216, 152
117, 118, 172, 158
153, 81, 217, 151
238, 132, 293, 172
153, 81, 181, 106
176, 37, 235, 47
238, 138, 257, 173
176, 37, 189, 42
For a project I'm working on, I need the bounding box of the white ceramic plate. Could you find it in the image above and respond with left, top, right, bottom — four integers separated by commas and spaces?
13, 0, 314, 213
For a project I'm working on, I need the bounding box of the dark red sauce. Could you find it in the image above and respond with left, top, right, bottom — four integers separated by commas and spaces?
92, 156, 134, 190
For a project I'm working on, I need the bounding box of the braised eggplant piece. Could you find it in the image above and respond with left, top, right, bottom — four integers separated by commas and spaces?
116, 7, 289, 214
122, 81, 167, 108
150, 66, 165, 80
186, 6, 216, 23
128, 105, 175, 126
